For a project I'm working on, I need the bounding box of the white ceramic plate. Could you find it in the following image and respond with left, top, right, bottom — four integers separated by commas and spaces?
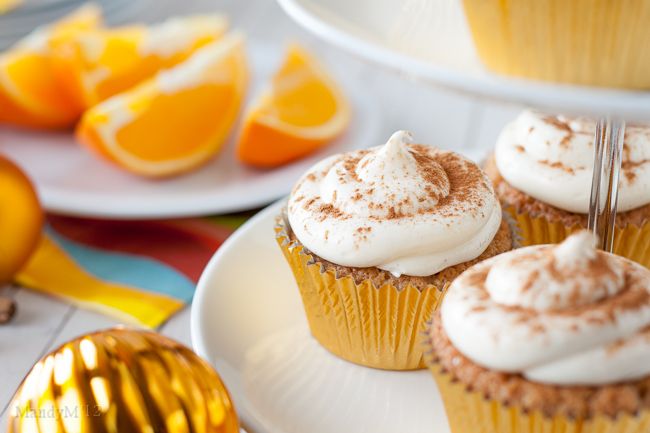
0, 43, 380, 219
277, 0, 650, 119
191, 200, 449, 433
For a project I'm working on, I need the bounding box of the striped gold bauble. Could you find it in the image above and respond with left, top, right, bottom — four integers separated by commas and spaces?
7, 328, 239, 433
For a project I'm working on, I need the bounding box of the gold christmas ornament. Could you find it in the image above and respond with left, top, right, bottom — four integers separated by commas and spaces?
7, 328, 239, 433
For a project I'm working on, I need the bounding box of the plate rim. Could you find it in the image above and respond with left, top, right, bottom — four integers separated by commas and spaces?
40, 187, 287, 220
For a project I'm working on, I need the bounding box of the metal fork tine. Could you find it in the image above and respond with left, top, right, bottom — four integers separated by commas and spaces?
588, 120, 605, 236
588, 117, 625, 252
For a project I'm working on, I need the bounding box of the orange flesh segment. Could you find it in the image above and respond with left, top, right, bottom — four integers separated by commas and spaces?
237, 44, 350, 168
76, 34, 248, 178
58, 15, 228, 106
263, 53, 340, 127
0, 4, 102, 128
116, 84, 237, 161
3, 51, 77, 116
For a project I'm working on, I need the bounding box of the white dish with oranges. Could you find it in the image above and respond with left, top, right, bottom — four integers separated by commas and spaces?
0, 41, 379, 218
0, 6, 379, 217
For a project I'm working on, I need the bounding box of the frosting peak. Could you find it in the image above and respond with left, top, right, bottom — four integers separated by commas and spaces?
554, 230, 596, 262
495, 110, 650, 213
344, 130, 451, 216
486, 231, 624, 311
441, 231, 650, 386
379, 130, 413, 158
288, 131, 502, 277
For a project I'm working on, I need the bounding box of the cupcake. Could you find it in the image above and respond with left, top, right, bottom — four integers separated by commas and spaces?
425, 231, 650, 433
276, 130, 512, 370
462, 0, 650, 88
485, 110, 650, 268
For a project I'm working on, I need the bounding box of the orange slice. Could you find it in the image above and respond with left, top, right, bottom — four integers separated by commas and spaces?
0, 4, 102, 129
0, 156, 43, 283
236, 44, 351, 168
76, 33, 248, 178
54, 14, 228, 107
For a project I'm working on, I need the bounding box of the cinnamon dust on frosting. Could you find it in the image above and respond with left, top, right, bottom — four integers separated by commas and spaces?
484, 154, 650, 228
287, 131, 502, 277
440, 231, 650, 386
495, 110, 650, 213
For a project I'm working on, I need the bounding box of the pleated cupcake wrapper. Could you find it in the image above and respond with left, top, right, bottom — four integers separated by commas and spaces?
428, 361, 650, 433
275, 215, 446, 370
462, 0, 650, 88
505, 206, 650, 268
424, 356, 650, 433
421, 321, 650, 433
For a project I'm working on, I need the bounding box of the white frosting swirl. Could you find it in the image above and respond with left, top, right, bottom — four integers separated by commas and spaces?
441, 231, 650, 386
495, 110, 650, 213
287, 131, 502, 277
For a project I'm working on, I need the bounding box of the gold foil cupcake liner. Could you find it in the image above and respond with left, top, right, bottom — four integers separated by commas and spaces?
505, 206, 650, 269
275, 213, 447, 371
462, 0, 650, 88
425, 357, 650, 433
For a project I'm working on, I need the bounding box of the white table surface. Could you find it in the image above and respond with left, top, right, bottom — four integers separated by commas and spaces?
0, 0, 524, 425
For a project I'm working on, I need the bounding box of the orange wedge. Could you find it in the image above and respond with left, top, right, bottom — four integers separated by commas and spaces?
76, 33, 248, 178
236, 44, 350, 168
54, 14, 228, 108
0, 4, 102, 129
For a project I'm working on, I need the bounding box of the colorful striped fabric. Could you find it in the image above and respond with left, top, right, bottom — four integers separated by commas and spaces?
15, 214, 252, 328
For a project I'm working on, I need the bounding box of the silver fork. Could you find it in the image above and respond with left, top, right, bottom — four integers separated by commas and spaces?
588, 116, 625, 252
